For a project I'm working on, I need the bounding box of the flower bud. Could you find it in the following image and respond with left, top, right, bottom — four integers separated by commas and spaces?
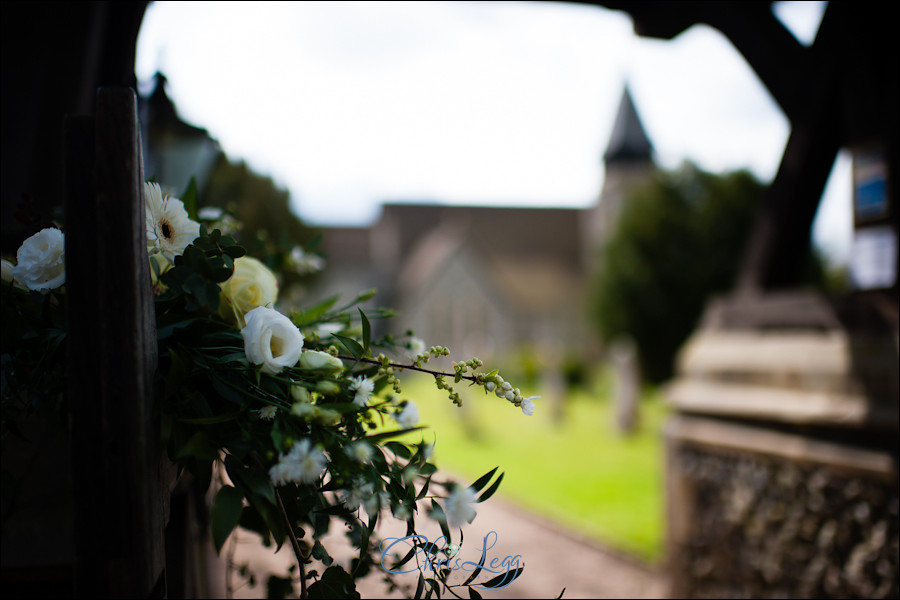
316, 408, 342, 426
300, 350, 344, 372
291, 402, 316, 419
291, 385, 311, 403
316, 380, 341, 395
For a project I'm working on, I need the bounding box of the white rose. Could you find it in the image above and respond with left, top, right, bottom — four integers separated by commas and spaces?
241, 306, 304, 375
12, 228, 66, 293
220, 256, 279, 326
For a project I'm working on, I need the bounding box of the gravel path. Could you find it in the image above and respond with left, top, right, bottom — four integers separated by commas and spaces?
207, 494, 667, 599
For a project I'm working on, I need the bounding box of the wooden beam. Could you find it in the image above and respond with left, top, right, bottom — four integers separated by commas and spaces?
65, 87, 166, 598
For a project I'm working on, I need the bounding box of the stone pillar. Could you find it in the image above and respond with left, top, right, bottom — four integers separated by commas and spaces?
665, 291, 898, 598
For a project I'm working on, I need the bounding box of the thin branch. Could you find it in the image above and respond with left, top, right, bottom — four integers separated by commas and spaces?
336, 355, 480, 383
274, 487, 309, 599
249, 453, 309, 599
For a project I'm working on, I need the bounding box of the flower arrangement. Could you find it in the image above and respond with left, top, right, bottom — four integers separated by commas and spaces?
1, 180, 537, 598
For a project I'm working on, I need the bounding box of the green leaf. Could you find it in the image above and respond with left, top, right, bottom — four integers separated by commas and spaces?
361, 427, 425, 444
210, 485, 244, 553
266, 574, 294, 600
462, 537, 486, 586
384, 441, 412, 459
175, 431, 220, 461
476, 472, 504, 504
469, 467, 499, 494
292, 295, 338, 326
245, 493, 286, 551
307, 565, 360, 599
177, 411, 242, 425
358, 308, 371, 353
354, 288, 377, 303
238, 504, 271, 546
430, 499, 451, 543
416, 476, 432, 501
225, 456, 276, 504
182, 177, 199, 221
331, 333, 364, 360
477, 566, 524, 589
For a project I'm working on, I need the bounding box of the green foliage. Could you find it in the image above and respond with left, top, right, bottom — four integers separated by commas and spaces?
198, 154, 321, 292
590, 163, 765, 383
157, 226, 245, 313
3, 171, 536, 598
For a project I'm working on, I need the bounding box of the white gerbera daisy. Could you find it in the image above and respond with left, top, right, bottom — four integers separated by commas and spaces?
144, 181, 200, 264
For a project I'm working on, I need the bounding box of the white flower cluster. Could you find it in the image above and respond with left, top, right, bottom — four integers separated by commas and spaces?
257, 405, 278, 421
342, 477, 390, 515
484, 375, 538, 416
444, 486, 478, 529
394, 400, 420, 429
268, 439, 328, 486
288, 246, 325, 275
349, 376, 374, 407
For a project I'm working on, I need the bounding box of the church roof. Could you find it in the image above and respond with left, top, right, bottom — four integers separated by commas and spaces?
603, 85, 653, 164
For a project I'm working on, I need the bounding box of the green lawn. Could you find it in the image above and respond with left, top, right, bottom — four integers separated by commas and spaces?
392, 369, 668, 563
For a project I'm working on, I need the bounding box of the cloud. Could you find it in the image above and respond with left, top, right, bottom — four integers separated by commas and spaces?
137, 0, 849, 263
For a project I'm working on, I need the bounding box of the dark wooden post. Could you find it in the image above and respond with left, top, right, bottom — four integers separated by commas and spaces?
65, 87, 170, 598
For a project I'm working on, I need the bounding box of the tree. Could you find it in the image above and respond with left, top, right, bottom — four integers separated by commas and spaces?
590, 162, 823, 384
198, 154, 322, 295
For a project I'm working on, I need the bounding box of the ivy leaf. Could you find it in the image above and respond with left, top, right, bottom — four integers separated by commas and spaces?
211, 485, 244, 553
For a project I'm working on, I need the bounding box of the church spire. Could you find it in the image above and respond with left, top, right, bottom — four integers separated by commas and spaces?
603, 84, 653, 164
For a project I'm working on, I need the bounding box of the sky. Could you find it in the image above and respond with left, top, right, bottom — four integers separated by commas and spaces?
135, 0, 851, 265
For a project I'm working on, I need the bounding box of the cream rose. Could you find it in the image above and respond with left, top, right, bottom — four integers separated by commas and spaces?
241, 306, 304, 375
220, 256, 279, 325
12, 228, 66, 293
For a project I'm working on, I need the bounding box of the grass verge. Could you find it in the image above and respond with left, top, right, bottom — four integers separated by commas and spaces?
391, 369, 668, 563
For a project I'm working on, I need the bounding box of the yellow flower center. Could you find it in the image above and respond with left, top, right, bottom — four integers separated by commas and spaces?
270, 335, 284, 357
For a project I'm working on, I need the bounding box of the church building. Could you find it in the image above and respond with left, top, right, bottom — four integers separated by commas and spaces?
310, 85, 656, 365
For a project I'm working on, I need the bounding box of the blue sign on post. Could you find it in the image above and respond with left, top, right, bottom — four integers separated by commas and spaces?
852, 149, 888, 223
